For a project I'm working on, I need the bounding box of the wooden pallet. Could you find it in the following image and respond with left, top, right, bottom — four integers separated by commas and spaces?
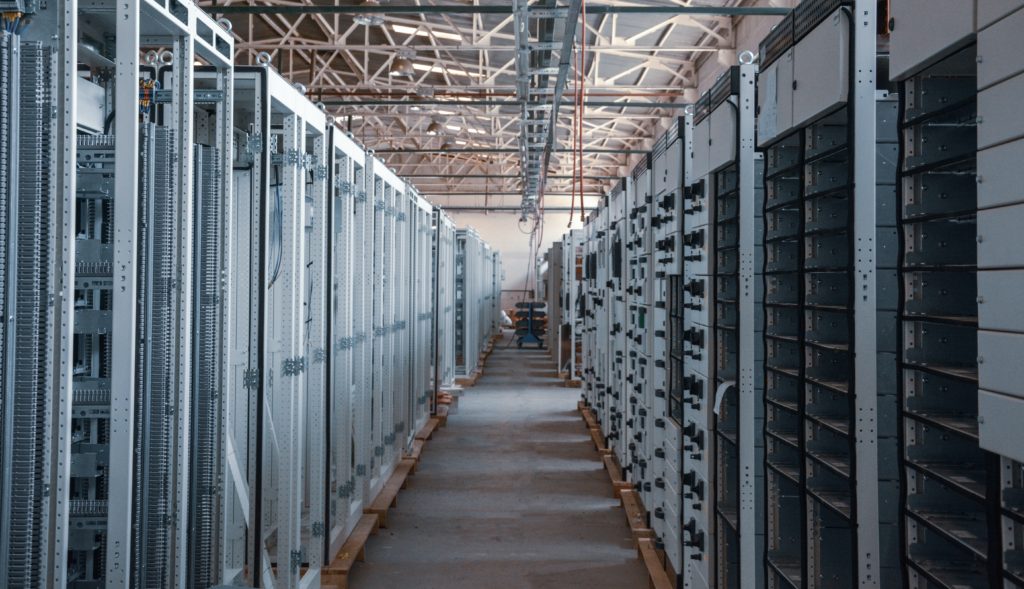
454, 370, 481, 387
321, 513, 380, 589
581, 407, 599, 429
578, 401, 673, 589
619, 489, 652, 545
415, 416, 441, 441
404, 438, 426, 473
589, 427, 612, 455
637, 538, 675, 589
602, 454, 633, 499
365, 458, 416, 528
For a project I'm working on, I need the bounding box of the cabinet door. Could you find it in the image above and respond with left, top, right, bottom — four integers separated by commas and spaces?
756, 51, 794, 148
889, 0, 976, 81
978, 6, 1024, 89
978, 0, 1024, 29
792, 9, 848, 129
708, 102, 737, 174
692, 119, 711, 181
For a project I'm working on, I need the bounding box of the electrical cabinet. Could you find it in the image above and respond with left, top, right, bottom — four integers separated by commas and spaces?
758, 2, 900, 587
890, 2, 1024, 586
689, 65, 764, 589
558, 229, 585, 378
454, 228, 502, 379
651, 118, 688, 582
432, 208, 458, 398
545, 241, 564, 355
0, 4, 495, 583
568, 2, 1024, 589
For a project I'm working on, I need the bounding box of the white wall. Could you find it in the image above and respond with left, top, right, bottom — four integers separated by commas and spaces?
448, 210, 584, 305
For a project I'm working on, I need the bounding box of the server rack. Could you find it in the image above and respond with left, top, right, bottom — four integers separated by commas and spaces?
756, 1, 897, 586
682, 85, 716, 589
627, 154, 657, 513
36, 1, 235, 585
582, 199, 606, 425
975, 5, 1024, 585
368, 160, 403, 494
227, 65, 329, 589
453, 228, 500, 379
432, 208, 457, 403
324, 125, 370, 560
455, 228, 480, 377
607, 181, 631, 466
0, 2, 70, 585
560, 229, 585, 379
651, 115, 689, 581
188, 58, 236, 589
889, 1, 1024, 586
685, 63, 765, 589
545, 241, 564, 354
402, 187, 435, 446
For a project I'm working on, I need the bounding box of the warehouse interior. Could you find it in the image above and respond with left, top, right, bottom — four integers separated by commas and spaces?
0, 0, 1020, 588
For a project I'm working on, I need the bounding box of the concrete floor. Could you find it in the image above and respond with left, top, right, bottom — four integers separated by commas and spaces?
348, 333, 648, 589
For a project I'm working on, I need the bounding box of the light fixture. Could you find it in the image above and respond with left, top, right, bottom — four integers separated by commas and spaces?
389, 54, 415, 77
392, 24, 463, 42
353, 0, 384, 26
441, 137, 455, 150
426, 120, 443, 135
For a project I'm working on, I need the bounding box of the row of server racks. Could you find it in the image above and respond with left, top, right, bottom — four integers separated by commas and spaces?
573, 0, 1024, 588
454, 228, 502, 379
0, 0, 501, 587
541, 231, 585, 377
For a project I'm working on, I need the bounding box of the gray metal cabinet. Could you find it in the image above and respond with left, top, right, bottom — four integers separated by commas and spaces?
791, 10, 849, 130
889, 0, 976, 81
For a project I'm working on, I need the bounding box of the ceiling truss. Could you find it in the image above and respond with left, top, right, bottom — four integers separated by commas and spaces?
202, 0, 787, 211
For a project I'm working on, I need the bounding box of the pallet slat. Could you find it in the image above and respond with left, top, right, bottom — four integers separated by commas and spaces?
322, 513, 380, 588
365, 458, 417, 528
638, 538, 675, 589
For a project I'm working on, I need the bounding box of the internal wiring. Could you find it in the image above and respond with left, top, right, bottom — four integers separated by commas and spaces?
267, 166, 284, 289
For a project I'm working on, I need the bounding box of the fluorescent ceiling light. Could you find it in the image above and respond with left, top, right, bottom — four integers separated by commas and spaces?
412, 62, 479, 78
446, 124, 461, 131
437, 109, 455, 115
392, 24, 463, 42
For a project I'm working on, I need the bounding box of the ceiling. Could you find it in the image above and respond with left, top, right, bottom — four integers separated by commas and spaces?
203, 0, 790, 213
